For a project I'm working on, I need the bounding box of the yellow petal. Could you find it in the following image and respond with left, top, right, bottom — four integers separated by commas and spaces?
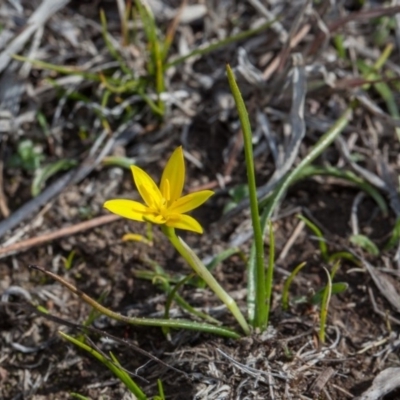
168, 190, 214, 214
160, 147, 185, 203
104, 199, 148, 221
166, 214, 203, 233
131, 165, 163, 208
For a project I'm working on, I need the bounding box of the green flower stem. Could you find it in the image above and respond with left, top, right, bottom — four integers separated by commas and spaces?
161, 226, 250, 335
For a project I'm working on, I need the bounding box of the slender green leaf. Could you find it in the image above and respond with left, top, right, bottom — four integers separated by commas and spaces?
319, 261, 341, 343
64, 250, 76, 271
226, 64, 266, 330
60, 332, 147, 399
37, 112, 50, 137
384, 218, 400, 251
319, 267, 332, 344
157, 379, 165, 400
32, 159, 77, 197
333, 34, 346, 59
33, 265, 241, 338
13, 55, 101, 82
350, 234, 379, 256
282, 262, 307, 311
294, 165, 388, 215
298, 215, 329, 261
70, 393, 91, 400
328, 251, 361, 265
265, 220, 275, 325
134, 0, 165, 114
311, 282, 348, 305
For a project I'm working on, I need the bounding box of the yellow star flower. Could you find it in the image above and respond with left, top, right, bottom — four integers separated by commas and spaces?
104, 147, 214, 233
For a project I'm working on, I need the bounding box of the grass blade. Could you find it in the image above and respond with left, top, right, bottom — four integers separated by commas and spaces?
60, 332, 147, 399
297, 214, 329, 262
350, 234, 379, 256
319, 261, 340, 343
32, 159, 77, 196
293, 165, 388, 215
282, 262, 306, 311
226, 64, 266, 329
311, 282, 348, 305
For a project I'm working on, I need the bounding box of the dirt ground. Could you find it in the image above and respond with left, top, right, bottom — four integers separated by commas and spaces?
1, 1, 400, 399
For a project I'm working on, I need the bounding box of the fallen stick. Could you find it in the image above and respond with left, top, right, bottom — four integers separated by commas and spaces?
0, 214, 120, 259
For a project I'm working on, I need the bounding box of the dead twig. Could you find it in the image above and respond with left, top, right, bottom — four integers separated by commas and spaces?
0, 156, 10, 218
0, 214, 120, 259
308, 367, 335, 397
263, 0, 311, 80
308, 5, 400, 56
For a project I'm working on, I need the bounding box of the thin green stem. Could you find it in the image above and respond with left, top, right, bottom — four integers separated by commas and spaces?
161, 226, 250, 335
226, 64, 266, 330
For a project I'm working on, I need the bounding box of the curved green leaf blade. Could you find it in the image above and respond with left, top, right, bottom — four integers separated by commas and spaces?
32, 159, 77, 196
